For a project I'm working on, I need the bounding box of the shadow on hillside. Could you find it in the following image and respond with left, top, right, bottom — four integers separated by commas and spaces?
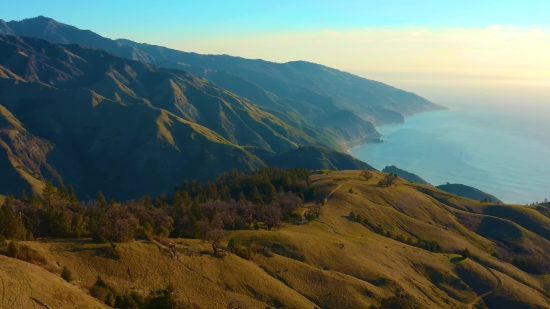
450, 256, 466, 263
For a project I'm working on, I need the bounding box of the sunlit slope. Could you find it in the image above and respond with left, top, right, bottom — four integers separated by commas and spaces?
2, 171, 549, 308
0, 255, 108, 309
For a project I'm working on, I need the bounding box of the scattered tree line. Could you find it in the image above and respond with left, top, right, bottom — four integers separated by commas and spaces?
89, 276, 195, 309
0, 167, 317, 244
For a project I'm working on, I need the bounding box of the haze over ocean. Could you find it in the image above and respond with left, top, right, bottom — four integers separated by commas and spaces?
350, 100, 550, 205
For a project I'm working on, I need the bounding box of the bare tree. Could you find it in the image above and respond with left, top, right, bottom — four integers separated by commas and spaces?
360, 169, 373, 181
382, 173, 398, 187
261, 202, 282, 230
205, 228, 227, 253
99, 204, 138, 242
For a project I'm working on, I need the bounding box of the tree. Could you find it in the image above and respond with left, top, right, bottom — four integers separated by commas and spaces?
42, 181, 57, 207
96, 192, 107, 208
265, 183, 278, 203
360, 169, 373, 181
249, 186, 263, 205
61, 266, 74, 282
261, 202, 282, 230
205, 228, 227, 254
0, 200, 27, 239
7, 241, 19, 257
349, 211, 356, 220
98, 204, 138, 242
382, 173, 398, 187
461, 248, 470, 259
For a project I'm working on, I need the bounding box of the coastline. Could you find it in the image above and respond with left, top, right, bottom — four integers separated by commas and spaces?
346, 107, 449, 156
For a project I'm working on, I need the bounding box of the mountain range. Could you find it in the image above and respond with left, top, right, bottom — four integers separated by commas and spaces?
0, 16, 442, 200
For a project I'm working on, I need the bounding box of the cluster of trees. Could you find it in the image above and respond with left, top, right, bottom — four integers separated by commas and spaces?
348, 212, 442, 253
0, 167, 314, 243
526, 198, 549, 206
378, 173, 398, 187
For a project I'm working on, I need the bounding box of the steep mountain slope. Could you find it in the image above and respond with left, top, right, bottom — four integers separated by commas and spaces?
262, 145, 376, 171
0, 35, 377, 199
436, 183, 502, 203
0, 16, 444, 128
1, 170, 549, 309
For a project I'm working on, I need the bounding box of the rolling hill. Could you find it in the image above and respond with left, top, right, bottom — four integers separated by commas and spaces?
436, 183, 503, 204
1, 170, 549, 309
382, 165, 431, 185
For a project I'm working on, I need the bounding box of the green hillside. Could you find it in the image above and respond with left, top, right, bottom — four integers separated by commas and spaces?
382, 165, 431, 185
1, 170, 549, 308
436, 183, 503, 203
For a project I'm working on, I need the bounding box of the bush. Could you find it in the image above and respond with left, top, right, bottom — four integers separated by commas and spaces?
461, 248, 470, 259
17, 244, 47, 264
348, 188, 354, 193
7, 241, 19, 258
61, 266, 74, 282
0, 235, 7, 248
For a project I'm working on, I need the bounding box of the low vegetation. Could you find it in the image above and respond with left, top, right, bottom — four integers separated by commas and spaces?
1, 170, 549, 308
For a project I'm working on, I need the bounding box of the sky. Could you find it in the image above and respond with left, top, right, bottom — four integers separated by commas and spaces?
3, 0, 550, 106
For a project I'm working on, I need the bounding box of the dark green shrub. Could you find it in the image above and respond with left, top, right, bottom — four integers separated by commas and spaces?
461, 248, 470, 259
7, 241, 18, 257
61, 266, 74, 282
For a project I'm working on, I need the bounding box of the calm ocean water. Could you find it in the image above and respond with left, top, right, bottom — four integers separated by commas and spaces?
350, 104, 550, 204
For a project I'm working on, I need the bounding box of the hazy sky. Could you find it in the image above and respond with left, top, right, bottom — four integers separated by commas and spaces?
3, 0, 550, 106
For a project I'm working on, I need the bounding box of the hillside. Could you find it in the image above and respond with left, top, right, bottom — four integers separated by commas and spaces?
436, 183, 503, 203
1, 170, 549, 309
262, 145, 376, 171
0, 35, 373, 199
0, 16, 444, 128
382, 165, 431, 185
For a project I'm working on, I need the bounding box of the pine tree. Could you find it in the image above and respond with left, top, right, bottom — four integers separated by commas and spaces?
68, 186, 80, 208
21, 190, 28, 203
278, 185, 284, 195
58, 184, 68, 199
265, 183, 278, 203
96, 192, 107, 208
238, 190, 246, 201
250, 186, 263, 205
42, 181, 56, 207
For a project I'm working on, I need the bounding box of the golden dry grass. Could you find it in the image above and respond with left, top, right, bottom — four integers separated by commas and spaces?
1, 170, 549, 308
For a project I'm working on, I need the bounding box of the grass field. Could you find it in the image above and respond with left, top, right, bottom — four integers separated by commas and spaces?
1, 170, 549, 309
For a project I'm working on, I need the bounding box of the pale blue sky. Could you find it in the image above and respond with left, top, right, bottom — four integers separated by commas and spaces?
3, 0, 550, 41
3, 1, 550, 105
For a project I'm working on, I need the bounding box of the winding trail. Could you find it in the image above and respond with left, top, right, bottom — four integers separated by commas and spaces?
467, 265, 502, 309
298, 182, 345, 235
299, 183, 345, 224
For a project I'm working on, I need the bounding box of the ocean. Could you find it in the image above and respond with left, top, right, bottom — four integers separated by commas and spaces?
350, 103, 550, 205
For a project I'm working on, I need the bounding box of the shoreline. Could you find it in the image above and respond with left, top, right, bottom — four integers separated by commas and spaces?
346, 108, 451, 156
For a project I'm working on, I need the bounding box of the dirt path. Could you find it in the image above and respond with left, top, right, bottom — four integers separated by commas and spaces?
324, 183, 345, 203
467, 265, 502, 309
298, 182, 345, 226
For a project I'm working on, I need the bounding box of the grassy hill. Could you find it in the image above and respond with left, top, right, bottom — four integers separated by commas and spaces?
436, 183, 502, 203
262, 145, 376, 171
382, 165, 430, 185
2, 170, 549, 309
